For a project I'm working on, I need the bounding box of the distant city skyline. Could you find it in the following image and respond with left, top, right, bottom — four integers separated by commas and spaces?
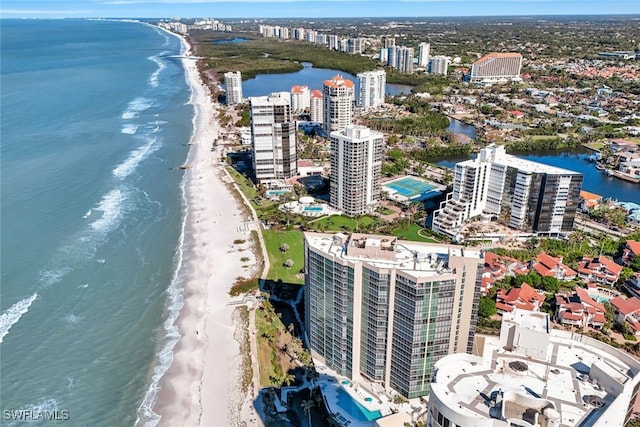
1, 0, 638, 19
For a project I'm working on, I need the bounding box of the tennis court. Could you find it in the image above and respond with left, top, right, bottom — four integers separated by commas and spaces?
384, 177, 435, 198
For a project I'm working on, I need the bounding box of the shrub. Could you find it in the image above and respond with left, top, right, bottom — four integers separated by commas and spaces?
229, 276, 258, 296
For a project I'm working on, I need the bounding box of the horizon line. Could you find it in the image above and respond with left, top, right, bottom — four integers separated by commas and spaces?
2, 13, 640, 19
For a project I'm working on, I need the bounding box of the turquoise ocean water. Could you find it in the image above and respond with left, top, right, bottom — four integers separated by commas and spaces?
1, 19, 192, 425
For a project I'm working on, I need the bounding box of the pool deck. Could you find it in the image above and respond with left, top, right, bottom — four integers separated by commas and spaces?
315, 362, 427, 427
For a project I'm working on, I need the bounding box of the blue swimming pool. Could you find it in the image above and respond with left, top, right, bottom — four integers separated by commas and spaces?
304, 206, 323, 211
335, 388, 382, 422
266, 189, 289, 197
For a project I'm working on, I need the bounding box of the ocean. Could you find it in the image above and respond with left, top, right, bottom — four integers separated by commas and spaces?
1, 19, 192, 425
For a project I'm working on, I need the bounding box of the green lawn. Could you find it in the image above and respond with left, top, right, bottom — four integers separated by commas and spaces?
584, 141, 605, 151
308, 215, 379, 232
263, 229, 305, 285
392, 223, 439, 243
225, 166, 276, 213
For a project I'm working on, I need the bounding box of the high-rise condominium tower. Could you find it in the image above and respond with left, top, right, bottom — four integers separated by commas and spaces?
249, 92, 297, 184
309, 90, 323, 124
322, 75, 354, 134
330, 125, 382, 216
304, 232, 483, 398
429, 56, 450, 75
417, 42, 430, 68
432, 144, 583, 241
356, 70, 386, 110
290, 85, 310, 114
224, 71, 243, 106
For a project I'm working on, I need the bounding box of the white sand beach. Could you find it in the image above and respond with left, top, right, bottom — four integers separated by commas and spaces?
150, 31, 261, 427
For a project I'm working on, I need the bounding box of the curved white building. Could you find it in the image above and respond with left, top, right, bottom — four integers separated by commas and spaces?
429, 309, 640, 427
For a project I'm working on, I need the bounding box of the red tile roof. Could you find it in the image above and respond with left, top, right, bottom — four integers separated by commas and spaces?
611, 296, 640, 316
561, 312, 583, 322
497, 282, 545, 312
496, 302, 515, 312
627, 240, 640, 256
575, 287, 605, 313
323, 75, 354, 88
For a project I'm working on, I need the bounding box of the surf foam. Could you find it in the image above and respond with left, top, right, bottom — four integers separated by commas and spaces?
0, 293, 38, 344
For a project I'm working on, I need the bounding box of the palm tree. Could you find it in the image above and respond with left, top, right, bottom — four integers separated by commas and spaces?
301, 399, 315, 427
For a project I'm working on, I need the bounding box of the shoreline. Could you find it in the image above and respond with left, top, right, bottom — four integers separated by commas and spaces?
140, 27, 261, 427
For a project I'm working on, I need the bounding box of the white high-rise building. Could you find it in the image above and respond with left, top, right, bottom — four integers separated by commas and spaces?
378, 48, 388, 64
429, 56, 450, 75
330, 125, 382, 216
305, 30, 316, 43
305, 232, 483, 398
327, 35, 339, 50
429, 309, 640, 427
417, 42, 430, 68
224, 71, 243, 106
322, 75, 354, 134
384, 37, 395, 49
356, 70, 386, 110
432, 144, 583, 241
309, 90, 323, 124
469, 52, 523, 83
390, 46, 414, 74
249, 93, 297, 184
290, 85, 310, 114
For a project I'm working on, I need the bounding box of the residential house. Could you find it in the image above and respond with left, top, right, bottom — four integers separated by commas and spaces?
532, 252, 578, 281
611, 296, 640, 336
482, 252, 529, 295
555, 287, 606, 329
622, 240, 640, 266
496, 282, 545, 314
579, 190, 603, 211
578, 255, 623, 287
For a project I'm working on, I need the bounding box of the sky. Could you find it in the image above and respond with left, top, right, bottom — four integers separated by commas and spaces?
1, 0, 639, 19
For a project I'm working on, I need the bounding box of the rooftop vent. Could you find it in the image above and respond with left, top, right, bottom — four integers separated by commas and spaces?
509, 361, 528, 372
585, 395, 605, 408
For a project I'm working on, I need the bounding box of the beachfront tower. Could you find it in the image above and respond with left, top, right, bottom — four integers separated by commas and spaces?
309, 90, 323, 124
432, 144, 583, 241
469, 52, 523, 83
304, 232, 483, 398
290, 85, 310, 115
249, 93, 297, 185
329, 125, 382, 216
224, 71, 243, 106
356, 70, 386, 110
322, 75, 354, 134
418, 42, 430, 68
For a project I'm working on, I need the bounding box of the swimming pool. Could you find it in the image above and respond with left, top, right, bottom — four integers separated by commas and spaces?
266, 189, 289, 197
335, 388, 382, 422
590, 294, 612, 303
304, 206, 323, 212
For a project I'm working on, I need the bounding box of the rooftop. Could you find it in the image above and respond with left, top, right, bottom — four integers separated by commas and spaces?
431, 312, 640, 427
304, 232, 482, 278
460, 147, 581, 175
324, 74, 355, 89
